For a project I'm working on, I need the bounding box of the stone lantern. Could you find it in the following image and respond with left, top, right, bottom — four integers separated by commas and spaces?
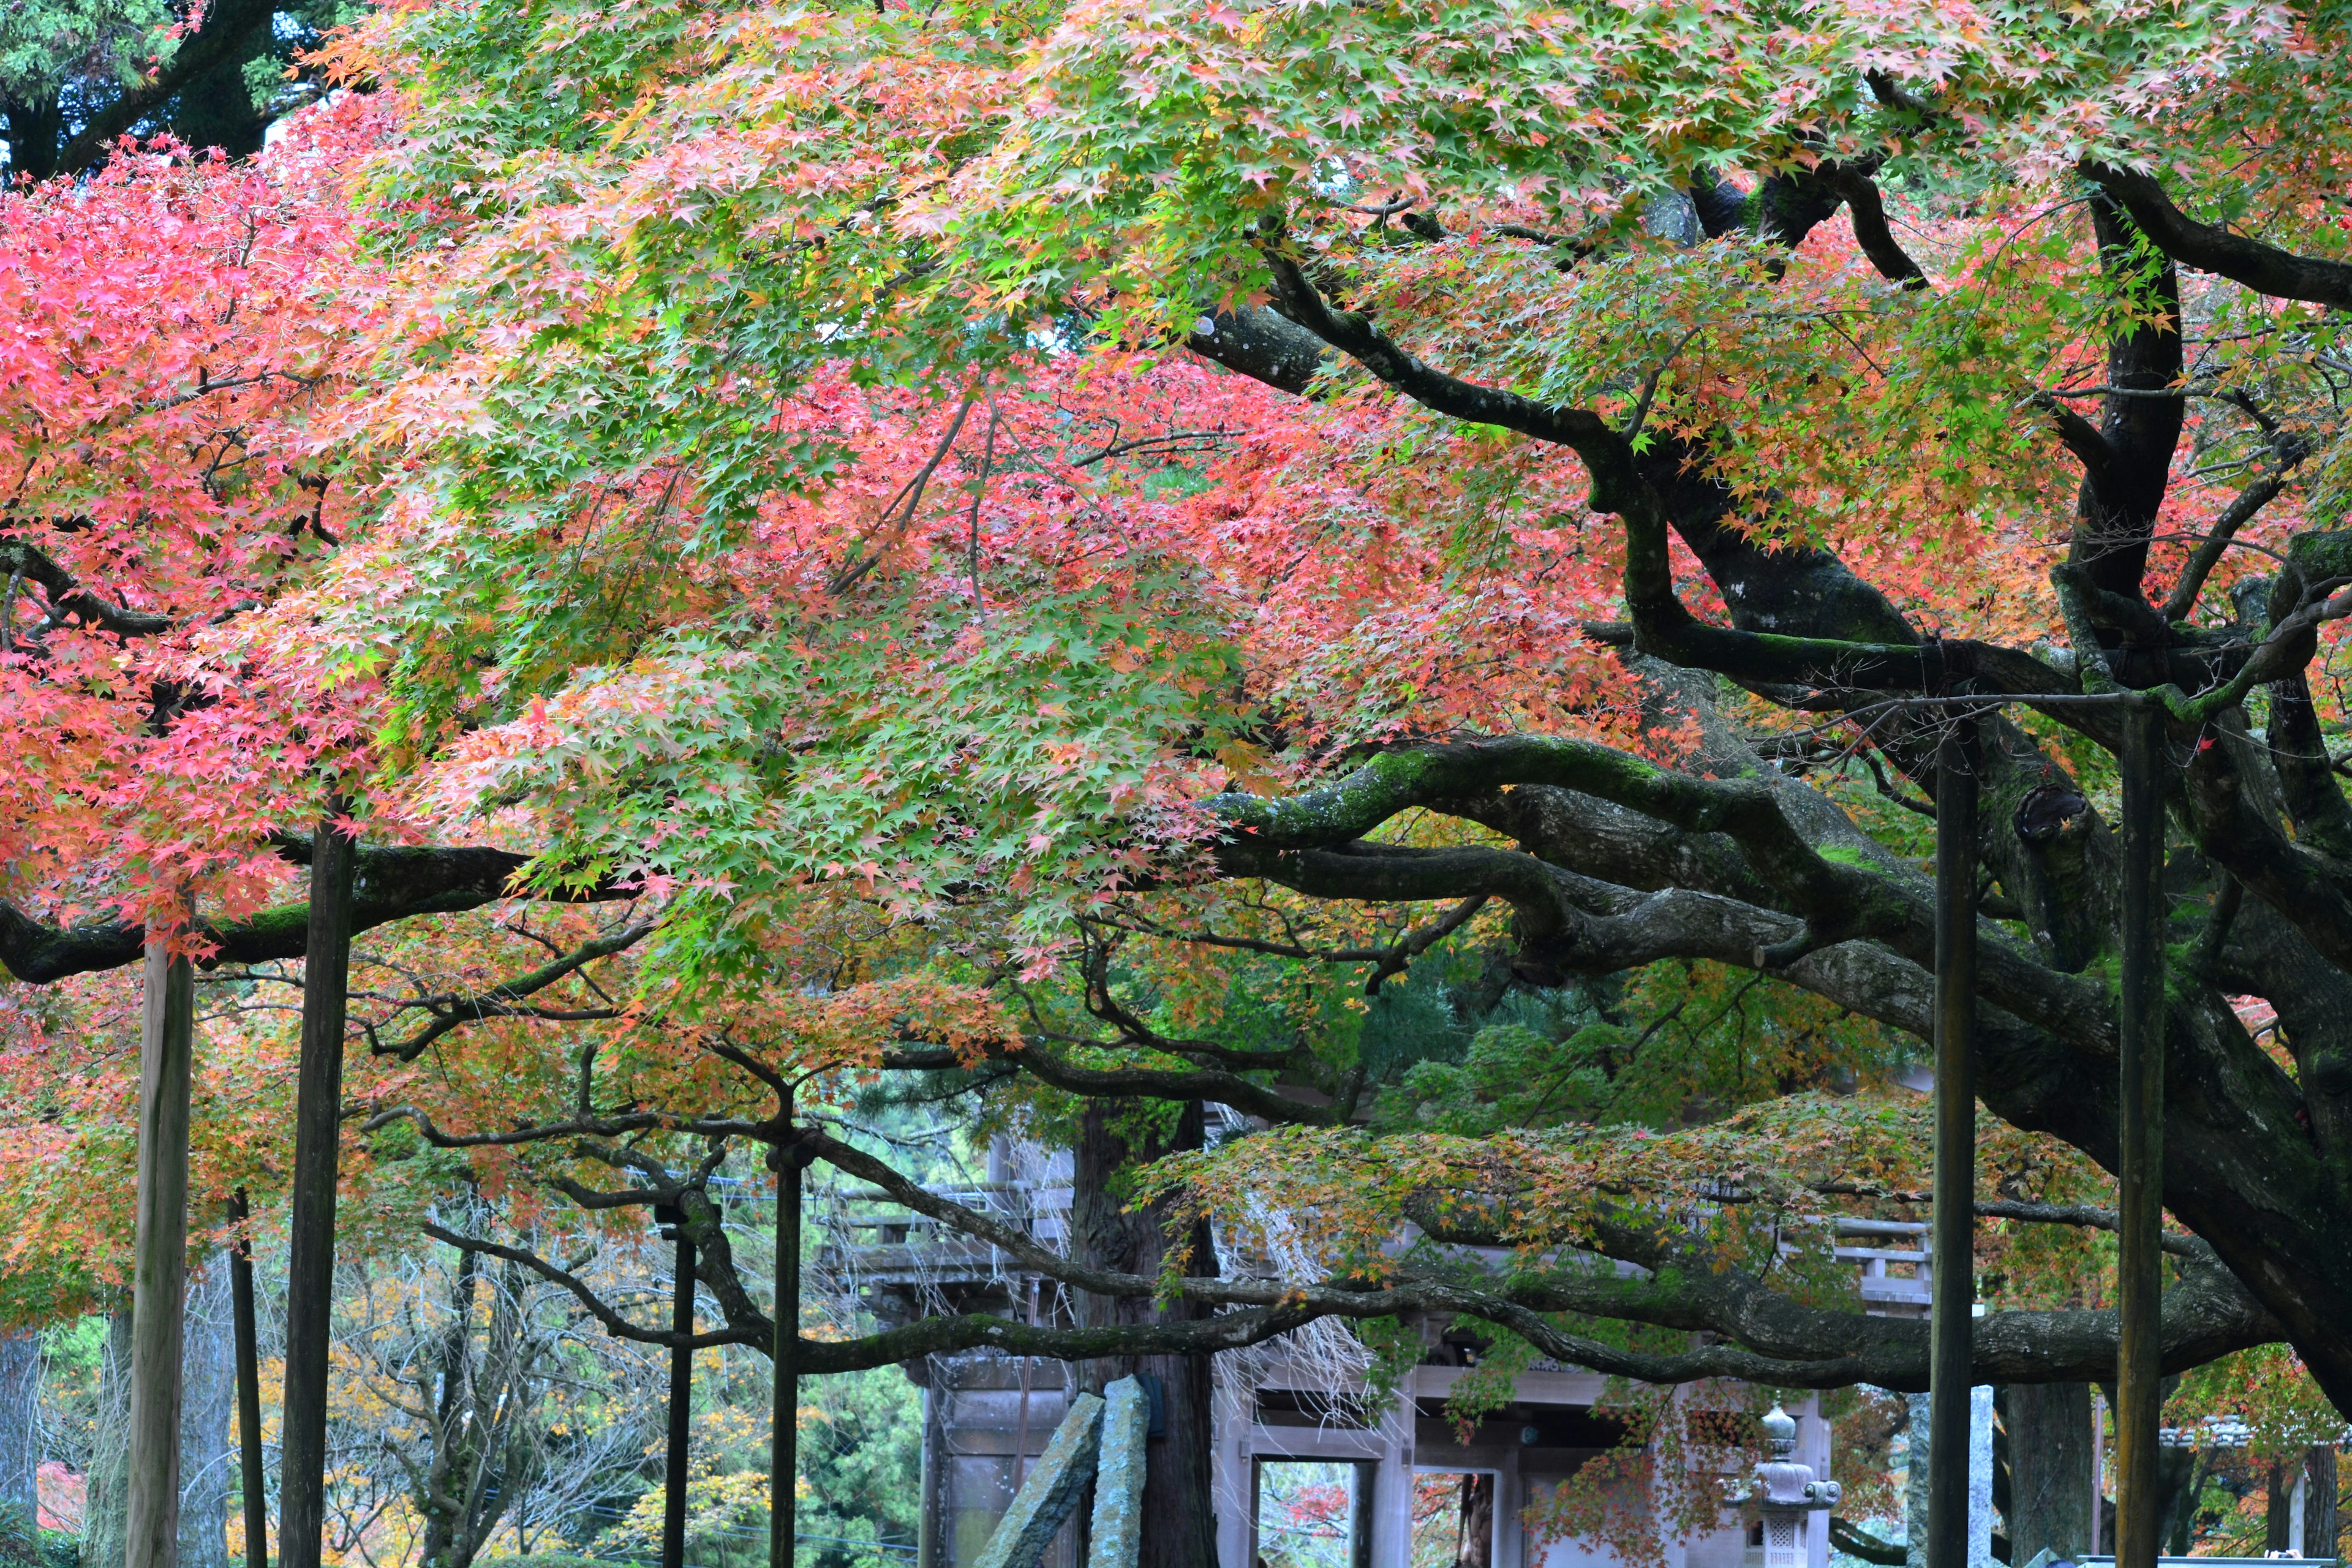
1736, 1404, 1841, 1568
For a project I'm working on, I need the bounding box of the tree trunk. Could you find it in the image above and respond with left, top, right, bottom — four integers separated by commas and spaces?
2269, 1461, 2293, 1554
413, 1240, 544, 1568
179, 1257, 236, 1568
92, 1251, 239, 1568
417, 1245, 483, 1568
277, 818, 356, 1568
1457, 1473, 1495, 1568
83, 1313, 134, 1568
127, 938, 195, 1568
662, 1234, 694, 1568
2002, 1384, 2094, 1564
2305, 1446, 2339, 1562
1069, 1102, 1217, 1568
2156, 1446, 2206, 1559
0, 1333, 37, 1521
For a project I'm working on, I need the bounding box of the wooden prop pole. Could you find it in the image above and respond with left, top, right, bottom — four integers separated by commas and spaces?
125, 937, 194, 1568
2114, 706, 2168, 1568
770, 1107, 801, 1568
1928, 717, 1980, 1568
277, 818, 356, 1568
229, 1190, 268, 1568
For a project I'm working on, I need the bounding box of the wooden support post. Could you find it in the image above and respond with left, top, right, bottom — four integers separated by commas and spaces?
278, 817, 356, 1568
917, 1370, 943, 1568
126, 936, 195, 1568
1928, 715, 1980, 1568
228, 1191, 268, 1568
770, 1110, 802, 1568
2115, 703, 2167, 1568
663, 1222, 696, 1568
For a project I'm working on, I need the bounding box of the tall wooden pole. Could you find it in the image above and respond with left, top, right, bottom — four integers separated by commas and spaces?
2116, 704, 2168, 1568
228, 1191, 268, 1568
663, 1223, 696, 1568
770, 1106, 801, 1568
1928, 717, 1980, 1568
277, 819, 357, 1568
126, 936, 195, 1568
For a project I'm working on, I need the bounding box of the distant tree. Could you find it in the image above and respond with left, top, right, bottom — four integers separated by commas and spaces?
1, 0, 353, 181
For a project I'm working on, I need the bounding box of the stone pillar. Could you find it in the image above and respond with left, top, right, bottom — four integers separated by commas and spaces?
1905, 1390, 1993, 1568
1799, 1397, 1832, 1568
1087, 1379, 1148, 1568
1498, 1447, 1525, 1568
1208, 1366, 1251, 1568
1907, 1395, 1929, 1568
974, 1394, 1104, 1568
1369, 1381, 1416, 1568
918, 1378, 943, 1568
1969, 1388, 1994, 1568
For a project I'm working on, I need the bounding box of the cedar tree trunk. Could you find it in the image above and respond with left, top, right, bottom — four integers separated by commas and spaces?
1070, 1102, 1218, 1568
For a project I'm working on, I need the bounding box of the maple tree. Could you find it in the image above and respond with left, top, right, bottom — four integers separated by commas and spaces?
16, 0, 2352, 1562
281, 0, 2352, 1415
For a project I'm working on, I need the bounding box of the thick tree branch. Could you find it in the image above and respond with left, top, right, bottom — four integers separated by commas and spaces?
882, 1036, 1332, 1125
1208, 735, 1917, 960
1183, 304, 1335, 394
0, 540, 175, 637
2026, 393, 2122, 486
1817, 168, 1930, 290
1831, 1521, 1907, 1565
0, 842, 637, 984
1254, 239, 2037, 695
2084, 163, 2352, 311
362, 1104, 764, 1148
804, 1126, 2274, 1391
2162, 464, 2297, 622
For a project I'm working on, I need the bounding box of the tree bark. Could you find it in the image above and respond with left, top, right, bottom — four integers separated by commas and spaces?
1457, 1472, 1496, 1568
2269, 1460, 2293, 1553
127, 937, 195, 1568
2305, 1446, 2339, 1562
417, 1245, 483, 1568
2158, 1446, 2207, 1558
276, 817, 356, 1568
1069, 1102, 1218, 1568
662, 1233, 694, 1568
82, 1313, 134, 1568
180, 1257, 236, 1568
2002, 1384, 2094, 1564
0, 1333, 37, 1522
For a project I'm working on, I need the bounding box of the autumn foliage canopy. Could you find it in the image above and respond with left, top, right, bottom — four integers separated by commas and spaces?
8, 0, 2352, 1491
